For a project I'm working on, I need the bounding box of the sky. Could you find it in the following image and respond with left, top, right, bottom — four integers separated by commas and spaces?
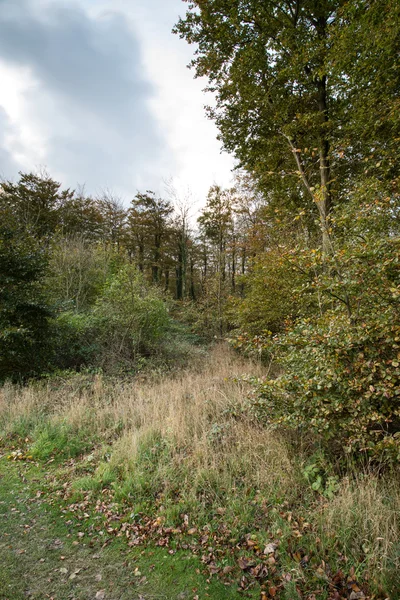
0, 0, 235, 207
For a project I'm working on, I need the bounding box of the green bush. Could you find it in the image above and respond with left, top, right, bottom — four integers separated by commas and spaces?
92, 264, 170, 368
249, 189, 400, 463
49, 311, 99, 371
45, 236, 113, 311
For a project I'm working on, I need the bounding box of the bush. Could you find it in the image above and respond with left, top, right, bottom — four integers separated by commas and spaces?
49, 311, 100, 371
250, 189, 400, 463
45, 236, 113, 311
227, 248, 305, 336
92, 264, 170, 370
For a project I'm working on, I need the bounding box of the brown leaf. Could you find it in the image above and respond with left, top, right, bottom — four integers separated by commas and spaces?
222, 565, 234, 574
238, 557, 255, 570
263, 543, 278, 555
95, 592, 106, 600
268, 586, 277, 597
250, 564, 268, 580
208, 563, 220, 575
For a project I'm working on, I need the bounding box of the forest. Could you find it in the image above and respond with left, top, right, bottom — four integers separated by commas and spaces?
0, 0, 399, 599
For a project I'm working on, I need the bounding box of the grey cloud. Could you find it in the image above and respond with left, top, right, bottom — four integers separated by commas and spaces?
0, 107, 22, 179
0, 0, 173, 197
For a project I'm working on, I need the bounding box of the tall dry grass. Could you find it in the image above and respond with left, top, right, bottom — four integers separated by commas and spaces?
1, 344, 399, 593
0, 345, 292, 492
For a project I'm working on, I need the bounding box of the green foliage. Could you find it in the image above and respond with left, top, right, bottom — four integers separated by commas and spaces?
228, 249, 304, 336
0, 171, 73, 239
0, 209, 52, 382
174, 1, 337, 189
45, 236, 113, 311
332, 0, 400, 184
249, 190, 400, 462
302, 456, 340, 500
93, 264, 170, 369
127, 191, 173, 283
49, 311, 99, 371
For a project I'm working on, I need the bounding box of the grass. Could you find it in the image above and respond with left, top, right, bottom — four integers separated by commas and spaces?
0, 458, 242, 600
1, 344, 399, 599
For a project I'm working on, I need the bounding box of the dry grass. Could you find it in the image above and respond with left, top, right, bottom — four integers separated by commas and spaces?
316, 475, 400, 585
1, 344, 399, 594
0, 345, 290, 485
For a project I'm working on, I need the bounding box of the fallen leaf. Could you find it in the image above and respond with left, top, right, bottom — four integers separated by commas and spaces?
264, 543, 278, 555
222, 566, 234, 574
238, 557, 255, 570
95, 591, 106, 600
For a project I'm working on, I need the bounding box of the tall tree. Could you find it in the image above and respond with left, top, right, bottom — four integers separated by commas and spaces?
0, 171, 74, 240
0, 207, 51, 381
331, 0, 400, 187
175, 0, 347, 252
96, 193, 127, 252
198, 185, 235, 333
127, 192, 173, 284
58, 192, 104, 241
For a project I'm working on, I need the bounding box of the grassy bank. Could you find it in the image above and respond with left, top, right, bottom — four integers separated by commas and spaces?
1, 345, 399, 599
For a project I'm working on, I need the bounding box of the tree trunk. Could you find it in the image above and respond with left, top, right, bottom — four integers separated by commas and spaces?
317, 75, 332, 255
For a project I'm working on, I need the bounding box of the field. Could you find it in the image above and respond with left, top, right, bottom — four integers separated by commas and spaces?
1, 346, 399, 600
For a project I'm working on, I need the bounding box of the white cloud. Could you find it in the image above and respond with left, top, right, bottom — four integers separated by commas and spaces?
0, 0, 234, 205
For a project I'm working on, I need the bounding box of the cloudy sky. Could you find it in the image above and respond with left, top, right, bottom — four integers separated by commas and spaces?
0, 0, 235, 206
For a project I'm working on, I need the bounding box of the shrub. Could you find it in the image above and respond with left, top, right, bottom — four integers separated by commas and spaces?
49, 311, 99, 371
250, 188, 400, 463
93, 264, 170, 369
45, 236, 113, 311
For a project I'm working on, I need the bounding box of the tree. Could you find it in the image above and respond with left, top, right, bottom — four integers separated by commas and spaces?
96, 193, 127, 252
0, 207, 51, 381
331, 0, 400, 187
165, 182, 196, 300
0, 171, 73, 239
58, 191, 104, 241
127, 192, 173, 284
198, 185, 235, 333
175, 0, 344, 251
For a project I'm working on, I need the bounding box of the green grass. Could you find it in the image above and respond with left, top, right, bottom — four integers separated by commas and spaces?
0, 456, 253, 600
30, 421, 93, 461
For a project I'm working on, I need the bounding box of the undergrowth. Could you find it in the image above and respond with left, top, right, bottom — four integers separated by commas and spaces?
1, 345, 399, 599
